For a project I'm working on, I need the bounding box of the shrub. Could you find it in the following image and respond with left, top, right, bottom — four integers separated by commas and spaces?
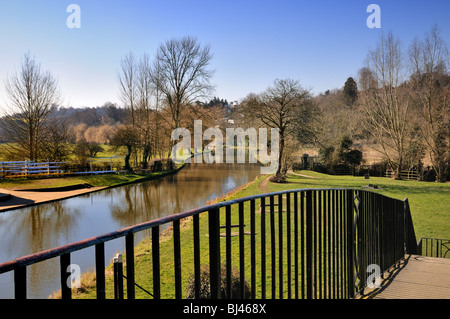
269, 173, 287, 183
312, 162, 329, 174
185, 264, 251, 299
291, 161, 303, 171
149, 159, 163, 172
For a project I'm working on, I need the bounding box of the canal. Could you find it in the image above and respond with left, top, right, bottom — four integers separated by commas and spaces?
0, 162, 261, 298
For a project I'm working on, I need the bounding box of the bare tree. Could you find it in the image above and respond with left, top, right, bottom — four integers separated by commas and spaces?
408, 25, 449, 182
118, 52, 156, 168
40, 108, 72, 162
136, 52, 153, 167
241, 78, 311, 179
357, 67, 377, 91
308, 88, 361, 161
118, 52, 137, 126
359, 32, 412, 179
1, 53, 61, 161
152, 36, 214, 136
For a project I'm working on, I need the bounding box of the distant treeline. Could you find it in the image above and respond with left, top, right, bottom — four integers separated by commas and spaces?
54, 102, 128, 127
0, 102, 127, 143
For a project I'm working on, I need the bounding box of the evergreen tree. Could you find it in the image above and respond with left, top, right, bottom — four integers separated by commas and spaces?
343, 77, 358, 105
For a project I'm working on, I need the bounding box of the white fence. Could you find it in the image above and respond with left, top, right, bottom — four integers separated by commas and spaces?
0, 161, 64, 178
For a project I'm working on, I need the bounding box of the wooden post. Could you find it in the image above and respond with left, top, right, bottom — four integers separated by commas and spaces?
113, 253, 124, 299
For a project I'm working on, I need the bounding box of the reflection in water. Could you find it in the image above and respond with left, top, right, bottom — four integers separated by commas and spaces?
0, 162, 261, 298
0, 202, 80, 262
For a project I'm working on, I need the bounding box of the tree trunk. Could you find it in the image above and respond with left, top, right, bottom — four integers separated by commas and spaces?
275, 133, 285, 181
436, 161, 448, 183
142, 144, 151, 169
124, 145, 132, 172
393, 165, 402, 180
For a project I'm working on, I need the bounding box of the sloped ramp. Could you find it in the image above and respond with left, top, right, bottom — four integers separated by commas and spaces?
364, 255, 450, 299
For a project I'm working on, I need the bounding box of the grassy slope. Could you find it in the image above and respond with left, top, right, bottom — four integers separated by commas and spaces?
67, 171, 449, 299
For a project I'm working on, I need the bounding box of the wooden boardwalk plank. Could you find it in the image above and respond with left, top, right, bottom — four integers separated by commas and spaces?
363, 255, 450, 299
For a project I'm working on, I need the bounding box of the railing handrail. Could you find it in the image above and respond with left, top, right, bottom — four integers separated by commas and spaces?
418, 237, 450, 243
417, 237, 450, 258
0, 187, 416, 299
0, 187, 392, 274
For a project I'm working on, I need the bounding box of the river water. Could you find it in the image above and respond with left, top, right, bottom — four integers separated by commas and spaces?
0, 162, 261, 298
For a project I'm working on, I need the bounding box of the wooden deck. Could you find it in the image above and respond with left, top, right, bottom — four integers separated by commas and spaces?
360, 254, 450, 299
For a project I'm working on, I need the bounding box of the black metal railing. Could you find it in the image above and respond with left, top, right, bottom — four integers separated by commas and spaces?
0, 188, 417, 299
417, 238, 450, 258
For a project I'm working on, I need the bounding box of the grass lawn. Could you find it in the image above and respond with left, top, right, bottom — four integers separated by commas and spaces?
0, 172, 172, 191
263, 171, 450, 241
57, 170, 449, 299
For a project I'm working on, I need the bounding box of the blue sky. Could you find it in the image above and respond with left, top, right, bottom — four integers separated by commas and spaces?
0, 0, 449, 109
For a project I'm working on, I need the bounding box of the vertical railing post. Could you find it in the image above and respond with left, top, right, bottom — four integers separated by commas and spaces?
95, 243, 106, 299
14, 266, 27, 299
208, 208, 221, 299
293, 192, 299, 299
239, 202, 245, 298
193, 214, 201, 299
379, 196, 385, 277
152, 226, 161, 299
125, 233, 135, 299
326, 189, 331, 299
278, 194, 283, 299
300, 191, 305, 299
346, 189, 354, 299
60, 253, 72, 300
270, 195, 276, 298
173, 220, 182, 299
306, 190, 313, 299
260, 197, 266, 299
317, 191, 322, 299
286, 192, 291, 299
312, 191, 317, 298
250, 199, 256, 299
417, 239, 423, 256
225, 205, 232, 298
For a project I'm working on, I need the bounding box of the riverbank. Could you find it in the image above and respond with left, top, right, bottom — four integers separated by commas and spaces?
0, 165, 185, 213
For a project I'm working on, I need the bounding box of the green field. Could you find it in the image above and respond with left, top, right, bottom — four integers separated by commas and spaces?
0, 172, 173, 191
259, 171, 449, 241
62, 170, 449, 299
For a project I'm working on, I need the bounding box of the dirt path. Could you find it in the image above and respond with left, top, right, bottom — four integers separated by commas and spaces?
0, 186, 106, 212
287, 170, 320, 179
258, 175, 271, 193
